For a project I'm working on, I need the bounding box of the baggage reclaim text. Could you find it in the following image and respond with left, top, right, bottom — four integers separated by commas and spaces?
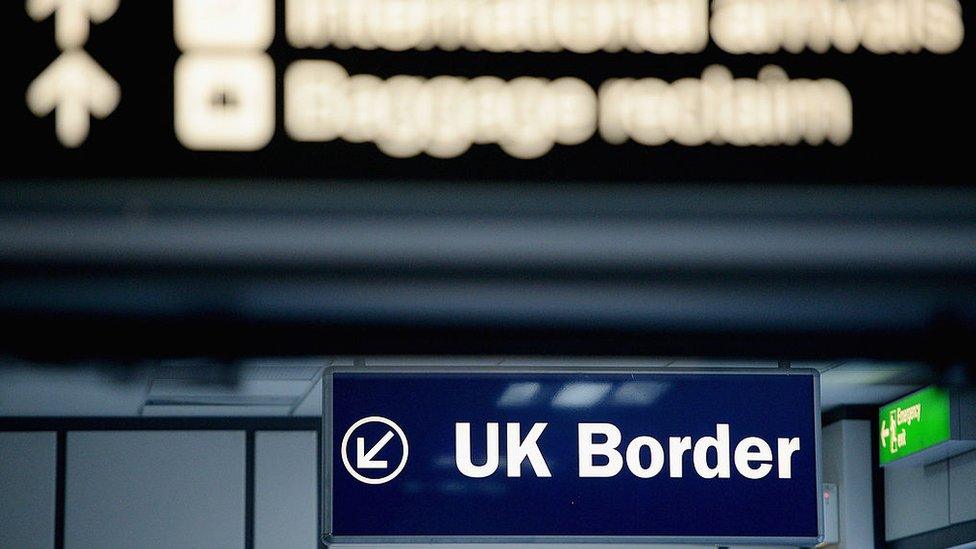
455, 422, 802, 480
282, 61, 852, 159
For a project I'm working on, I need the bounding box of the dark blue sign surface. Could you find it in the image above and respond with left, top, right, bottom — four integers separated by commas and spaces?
324, 369, 821, 545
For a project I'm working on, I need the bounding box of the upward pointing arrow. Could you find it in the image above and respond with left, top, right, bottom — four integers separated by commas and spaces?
26, 0, 120, 49
27, 50, 120, 148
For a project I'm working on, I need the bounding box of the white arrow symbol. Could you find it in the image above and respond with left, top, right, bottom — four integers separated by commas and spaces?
26, 0, 119, 49
27, 50, 120, 148
357, 431, 395, 469
881, 420, 890, 448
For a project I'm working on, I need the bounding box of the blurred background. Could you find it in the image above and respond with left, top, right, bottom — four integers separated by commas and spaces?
2, 1, 975, 548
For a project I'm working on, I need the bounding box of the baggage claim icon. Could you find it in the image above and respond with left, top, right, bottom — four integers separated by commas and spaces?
341, 416, 409, 485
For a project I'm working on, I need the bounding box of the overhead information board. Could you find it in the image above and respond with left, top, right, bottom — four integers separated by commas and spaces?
323, 367, 822, 545
4, 1, 974, 184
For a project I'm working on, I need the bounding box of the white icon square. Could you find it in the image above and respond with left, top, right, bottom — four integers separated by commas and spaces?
175, 0, 275, 51
175, 53, 276, 151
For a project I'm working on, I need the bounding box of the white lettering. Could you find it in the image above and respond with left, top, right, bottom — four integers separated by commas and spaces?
578, 423, 624, 478
668, 436, 693, 478
777, 437, 801, 479
456, 422, 500, 478
507, 423, 552, 478
599, 65, 853, 147
456, 422, 553, 478
285, 61, 596, 159
459, 422, 804, 480
734, 436, 774, 479
692, 423, 732, 479
626, 436, 666, 478
287, 0, 709, 54
287, 61, 853, 159
896, 404, 922, 426
712, 0, 963, 54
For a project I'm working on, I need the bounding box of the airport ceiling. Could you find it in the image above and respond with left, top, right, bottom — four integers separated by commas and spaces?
0, 358, 926, 418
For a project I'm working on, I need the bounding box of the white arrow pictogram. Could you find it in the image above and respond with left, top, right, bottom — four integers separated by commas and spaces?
27, 50, 120, 148
880, 420, 890, 448
357, 431, 395, 469
341, 416, 409, 485
26, 0, 120, 49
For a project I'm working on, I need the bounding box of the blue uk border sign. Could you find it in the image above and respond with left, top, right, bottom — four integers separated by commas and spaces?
322, 367, 822, 546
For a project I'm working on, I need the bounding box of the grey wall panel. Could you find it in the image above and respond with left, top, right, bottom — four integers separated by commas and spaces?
65, 431, 245, 549
950, 450, 976, 525
0, 432, 57, 549
255, 431, 318, 549
823, 420, 875, 549
885, 459, 950, 541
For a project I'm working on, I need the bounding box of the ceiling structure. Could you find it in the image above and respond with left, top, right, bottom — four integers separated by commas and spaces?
0, 358, 927, 418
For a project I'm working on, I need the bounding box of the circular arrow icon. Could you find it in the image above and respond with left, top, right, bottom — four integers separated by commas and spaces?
341, 416, 409, 485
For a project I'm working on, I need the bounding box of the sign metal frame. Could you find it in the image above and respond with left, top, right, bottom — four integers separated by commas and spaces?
321, 365, 823, 547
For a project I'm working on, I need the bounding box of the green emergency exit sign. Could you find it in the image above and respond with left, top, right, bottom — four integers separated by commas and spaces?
879, 387, 951, 466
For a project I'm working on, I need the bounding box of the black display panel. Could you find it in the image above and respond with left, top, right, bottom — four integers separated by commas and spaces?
5, 1, 973, 185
